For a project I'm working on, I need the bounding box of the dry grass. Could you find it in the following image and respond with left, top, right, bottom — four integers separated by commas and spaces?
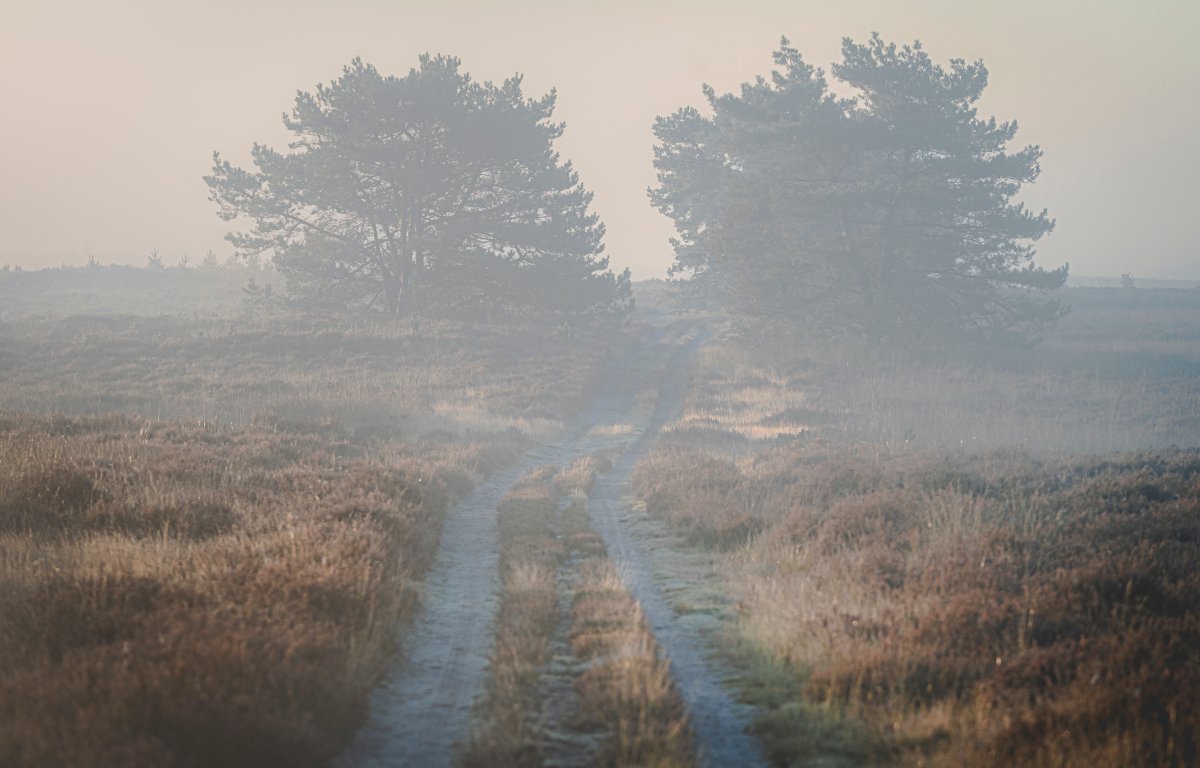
0, 412, 506, 766
638, 443, 1200, 766
0, 314, 615, 440
0, 312, 618, 766
465, 455, 693, 767
631, 288, 1200, 766
673, 345, 811, 442
462, 457, 610, 767
0, 262, 281, 319
571, 559, 694, 768
669, 287, 1200, 454
462, 468, 565, 768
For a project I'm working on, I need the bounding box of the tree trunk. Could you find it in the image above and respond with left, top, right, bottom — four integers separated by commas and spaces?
380, 264, 401, 315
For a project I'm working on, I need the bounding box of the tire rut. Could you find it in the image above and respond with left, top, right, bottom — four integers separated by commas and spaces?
342, 320, 764, 767
341, 323, 691, 767
585, 333, 769, 768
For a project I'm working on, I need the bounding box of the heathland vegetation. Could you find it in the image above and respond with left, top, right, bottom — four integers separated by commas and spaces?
5, 267, 1196, 767
0, 259, 281, 319
0, 285, 619, 765
4, 33, 1199, 768
633, 283, 1200, 767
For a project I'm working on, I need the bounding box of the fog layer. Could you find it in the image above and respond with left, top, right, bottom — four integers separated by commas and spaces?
1, 0, 1197, 278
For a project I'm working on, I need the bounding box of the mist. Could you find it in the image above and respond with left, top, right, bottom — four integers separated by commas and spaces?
2, 0, 1199, 279
2, 4, 1199, 767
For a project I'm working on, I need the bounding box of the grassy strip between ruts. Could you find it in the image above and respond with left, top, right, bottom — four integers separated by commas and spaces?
461, 464, 572, 767
0, 411, 522, 767
570, 556, 694, 767
463, 456, 694, 767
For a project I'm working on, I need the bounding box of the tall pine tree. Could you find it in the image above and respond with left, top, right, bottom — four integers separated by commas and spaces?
651, 35, 1065, 345
207, 56, 631, 320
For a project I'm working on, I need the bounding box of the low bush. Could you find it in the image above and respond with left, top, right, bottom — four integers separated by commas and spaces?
0, 412, 492, 767
636, 444, 1200, 766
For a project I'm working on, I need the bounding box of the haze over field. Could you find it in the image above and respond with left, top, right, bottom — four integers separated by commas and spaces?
2, 0, 1198, 279
2, 3, 1199, 763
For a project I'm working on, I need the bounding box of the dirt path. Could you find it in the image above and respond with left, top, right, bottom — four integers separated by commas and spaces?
341, 320, 764, 767
585, 335, 769, 768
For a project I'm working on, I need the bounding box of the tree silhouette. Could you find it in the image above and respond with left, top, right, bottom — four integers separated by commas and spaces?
207, 56, 631, 320
651, 35, 1066, 345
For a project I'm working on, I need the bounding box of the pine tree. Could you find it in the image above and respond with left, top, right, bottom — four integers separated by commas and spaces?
207, 56, 631, 321
651, 35, 1065, 345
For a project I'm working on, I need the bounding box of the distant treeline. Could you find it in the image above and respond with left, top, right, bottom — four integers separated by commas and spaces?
3, 265, 1199, 324
1067, 275, 1200, 289
0, 261, 280, 319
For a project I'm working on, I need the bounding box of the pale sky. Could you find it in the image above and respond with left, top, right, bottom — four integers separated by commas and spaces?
1, 0, 1197, 279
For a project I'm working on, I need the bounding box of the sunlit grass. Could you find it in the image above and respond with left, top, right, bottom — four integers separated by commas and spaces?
0, 411, 504, 766
633, 288, 1200, 766
0, 314, 616, 766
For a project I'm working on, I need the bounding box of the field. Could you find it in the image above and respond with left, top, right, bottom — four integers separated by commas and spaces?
0, 281, 618, 766
633, 286, 1200, 766
0, 412, 479, 765
0, 262, 282, 319
2, 273, 1199, 767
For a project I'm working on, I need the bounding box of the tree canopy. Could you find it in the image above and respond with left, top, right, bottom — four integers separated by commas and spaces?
206, 56, 631, 320
650, 34, 1067, 345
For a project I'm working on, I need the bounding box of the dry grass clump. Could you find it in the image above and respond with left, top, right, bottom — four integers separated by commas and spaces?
555, 453, 611, 497
464, 457, 610, 767
463, 554, 560, 768
673, 343, 811, 442
0, 411, 487, 767
636, 444, 1200, 767
633, 446, 759, 547
463, 469, 565, 767
571, 559, 693, 767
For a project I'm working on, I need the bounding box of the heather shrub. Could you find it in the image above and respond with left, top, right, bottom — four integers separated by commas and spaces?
637, 444, 1200, 767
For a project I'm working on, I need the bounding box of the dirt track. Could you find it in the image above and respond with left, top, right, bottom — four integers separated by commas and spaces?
341, 320, 764, 767
585, 335, 768, 768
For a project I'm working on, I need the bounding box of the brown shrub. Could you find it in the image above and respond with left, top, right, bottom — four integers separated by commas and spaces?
0, 412, 477, 767
0, 466, 106, 535
639, 441, 1200, 767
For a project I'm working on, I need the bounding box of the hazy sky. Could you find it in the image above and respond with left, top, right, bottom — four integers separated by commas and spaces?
2, 0, 1197, 279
